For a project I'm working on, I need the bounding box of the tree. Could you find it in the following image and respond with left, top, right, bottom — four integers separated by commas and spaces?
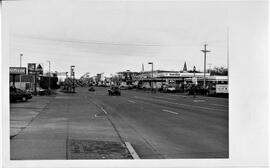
209, 66, 228, 76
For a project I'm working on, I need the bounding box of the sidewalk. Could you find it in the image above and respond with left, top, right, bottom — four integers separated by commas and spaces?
10, 91, 131, 159
10, 95, 53, 138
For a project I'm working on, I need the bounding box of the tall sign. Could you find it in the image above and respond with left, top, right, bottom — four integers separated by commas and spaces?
28, 63, 36, 75
36, 64, 43, 75
10, 67, 26, 75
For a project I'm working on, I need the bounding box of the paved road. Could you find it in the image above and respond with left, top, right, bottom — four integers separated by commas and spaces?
87, 87, 228, 158
10, 87, 228, 159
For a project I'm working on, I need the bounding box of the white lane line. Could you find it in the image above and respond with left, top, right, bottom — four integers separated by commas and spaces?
125, 142, 140, 159
210, 103, 228, 107
100, 107, 108, 114
193, 100, 206, 102
162, 109, 178, 115
128, 100, 136, 103
134, 96, 227, 112
154, 96, 177, 101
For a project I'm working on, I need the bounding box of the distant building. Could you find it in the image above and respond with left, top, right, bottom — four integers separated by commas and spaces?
9, 75, 35, 90
183, 62, 187, 72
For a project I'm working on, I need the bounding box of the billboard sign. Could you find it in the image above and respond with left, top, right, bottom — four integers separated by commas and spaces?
10, 67, 26, 75
28, 63, 36, 75
216, 84, 228, 93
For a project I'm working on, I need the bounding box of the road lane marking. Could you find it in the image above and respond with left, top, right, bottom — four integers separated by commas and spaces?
125, 142, 140, 159
154, 96, 177, 101
193, 100, 206, 102
128, 100, 136, 103
100, 107, 108, 114
95, 103, 108, 115
134, 96, 227, 112
210, 103, 228, 107
162, 109, 178, 115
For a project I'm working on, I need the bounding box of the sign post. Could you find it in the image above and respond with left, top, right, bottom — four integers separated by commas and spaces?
28, 63, 37, 95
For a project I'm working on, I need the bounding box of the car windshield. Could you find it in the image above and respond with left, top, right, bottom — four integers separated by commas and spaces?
16, 89, 24, 93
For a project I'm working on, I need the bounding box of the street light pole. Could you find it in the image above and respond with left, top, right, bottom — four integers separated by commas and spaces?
71, 65, 75, 93
19, 53, 23, 89
201, 44, 211, 89
193, 66, 196, 77
148, 62, 153, 91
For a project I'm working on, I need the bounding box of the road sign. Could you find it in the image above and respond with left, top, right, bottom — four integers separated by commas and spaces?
28, 63, 36, 75
10, 67, 26, 74
192, 77, 198, 85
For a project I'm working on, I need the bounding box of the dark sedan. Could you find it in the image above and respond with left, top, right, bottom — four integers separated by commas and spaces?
10, 87, 32, 102
108, 86, 121, 96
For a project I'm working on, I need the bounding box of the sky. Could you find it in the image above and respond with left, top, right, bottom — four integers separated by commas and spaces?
4, 0, 229, 78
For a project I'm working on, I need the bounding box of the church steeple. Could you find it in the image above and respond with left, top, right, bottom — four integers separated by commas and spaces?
183, 62, 187, 72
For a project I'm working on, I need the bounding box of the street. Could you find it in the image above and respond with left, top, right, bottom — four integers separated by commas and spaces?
10, 87, 228, 159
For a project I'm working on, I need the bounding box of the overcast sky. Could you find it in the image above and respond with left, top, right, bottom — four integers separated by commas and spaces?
5, 0, 230, 77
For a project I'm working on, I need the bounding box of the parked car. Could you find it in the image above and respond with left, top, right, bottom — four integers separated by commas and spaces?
10, 87, 32, 102
119, 85, 128, 90
108, 86, 121, 96
88, 86, 95, 91
163, 85, 176, 93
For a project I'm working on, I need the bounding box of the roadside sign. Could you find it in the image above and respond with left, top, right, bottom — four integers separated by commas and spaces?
192, 77, 197, 85
28, 63, 36, 75
216, 84, 228, 93
36, 64, 43, 75
10, 67, 26, 74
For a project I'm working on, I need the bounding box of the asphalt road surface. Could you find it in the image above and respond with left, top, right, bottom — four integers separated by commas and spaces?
86, 87, 228, 158
10, 87, 228, 159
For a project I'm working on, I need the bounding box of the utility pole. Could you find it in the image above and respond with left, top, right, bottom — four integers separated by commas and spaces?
201, 44, 211, 89
148, 62, 153, 91
227, 27, 229, 85
19, 53, 23, 89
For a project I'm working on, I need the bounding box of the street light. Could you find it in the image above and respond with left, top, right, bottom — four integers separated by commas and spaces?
193, 66, 196, 77
19, 53, 23, 88
71, 65, 75, 93
148, 62, 153, 91
201, 44, 211, 89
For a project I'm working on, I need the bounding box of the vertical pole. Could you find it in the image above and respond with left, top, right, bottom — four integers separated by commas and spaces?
34, 73, 37, 95
48, 61, 51, 90
201, 44, 210, 89
73, 71, 75, 93
227, 27, 229, 85
203, 44, 206, 89
152, 63, 153, 91
13, 75, 15, 86
19, 53, 23, 89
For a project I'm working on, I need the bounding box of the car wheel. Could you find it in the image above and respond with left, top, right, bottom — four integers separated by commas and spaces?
21, 96, 27, 102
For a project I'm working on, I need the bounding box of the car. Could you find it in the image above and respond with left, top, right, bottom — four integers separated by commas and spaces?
163, 85, 176, 93
88, 86, 95, 91
26, 87, 46, 95
108, 86, 121, 96
119, 85, 128, 90
10, 87, 32, 102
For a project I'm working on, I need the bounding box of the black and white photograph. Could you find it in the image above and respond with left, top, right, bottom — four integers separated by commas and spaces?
1, 0, 269, 167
